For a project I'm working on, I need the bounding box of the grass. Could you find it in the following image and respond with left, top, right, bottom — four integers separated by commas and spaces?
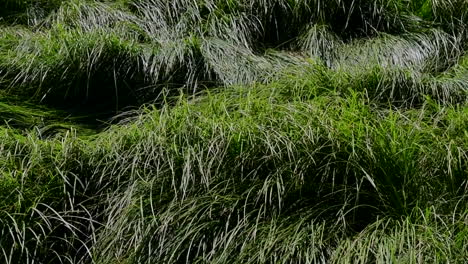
0, 0, 467, 263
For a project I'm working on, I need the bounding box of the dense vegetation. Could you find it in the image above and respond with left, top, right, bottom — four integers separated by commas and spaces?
0, 0, 467, 263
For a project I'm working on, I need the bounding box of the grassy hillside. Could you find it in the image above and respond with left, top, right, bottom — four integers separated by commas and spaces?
0, 0, 467, 263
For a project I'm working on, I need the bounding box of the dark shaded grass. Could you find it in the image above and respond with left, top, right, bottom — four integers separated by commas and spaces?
0, 0, 65, 25
0, 92, 104, 136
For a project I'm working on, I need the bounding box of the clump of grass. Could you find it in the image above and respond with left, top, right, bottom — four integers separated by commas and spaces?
0, 128, 98, 263
3, 0, 467, 110
412, 0, 468, 35
84, 83, 467, 263
1, 69, 467, 263
331, 207, 468, 263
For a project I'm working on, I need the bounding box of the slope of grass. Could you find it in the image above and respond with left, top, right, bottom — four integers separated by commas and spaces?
1, 84, 467, 263
1, 0, 466, 105
0, 0, 467, 263
86, 85, 467, 263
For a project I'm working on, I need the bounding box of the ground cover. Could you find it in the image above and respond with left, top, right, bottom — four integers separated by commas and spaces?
0, 0, 467, 263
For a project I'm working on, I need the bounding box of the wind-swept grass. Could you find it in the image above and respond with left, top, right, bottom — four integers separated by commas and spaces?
0, 0, 467, 263
83, 83, 466, 262
0, 128, 95, 263
0, 65, 467, 262
2, 83, 464, 263
0, 93, 102, 136
2, 0, 467, 109
331, 208, 468, 263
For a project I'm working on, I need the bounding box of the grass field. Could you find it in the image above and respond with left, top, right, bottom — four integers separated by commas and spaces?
0, 0, 467, 263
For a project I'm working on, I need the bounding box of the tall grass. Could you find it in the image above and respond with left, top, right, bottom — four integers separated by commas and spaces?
2, 79, 467, 262
1, 0, 467, 108
0, 0, 467, 263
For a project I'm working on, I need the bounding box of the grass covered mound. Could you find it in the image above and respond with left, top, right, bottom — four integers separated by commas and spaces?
0, 0, 467, 263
